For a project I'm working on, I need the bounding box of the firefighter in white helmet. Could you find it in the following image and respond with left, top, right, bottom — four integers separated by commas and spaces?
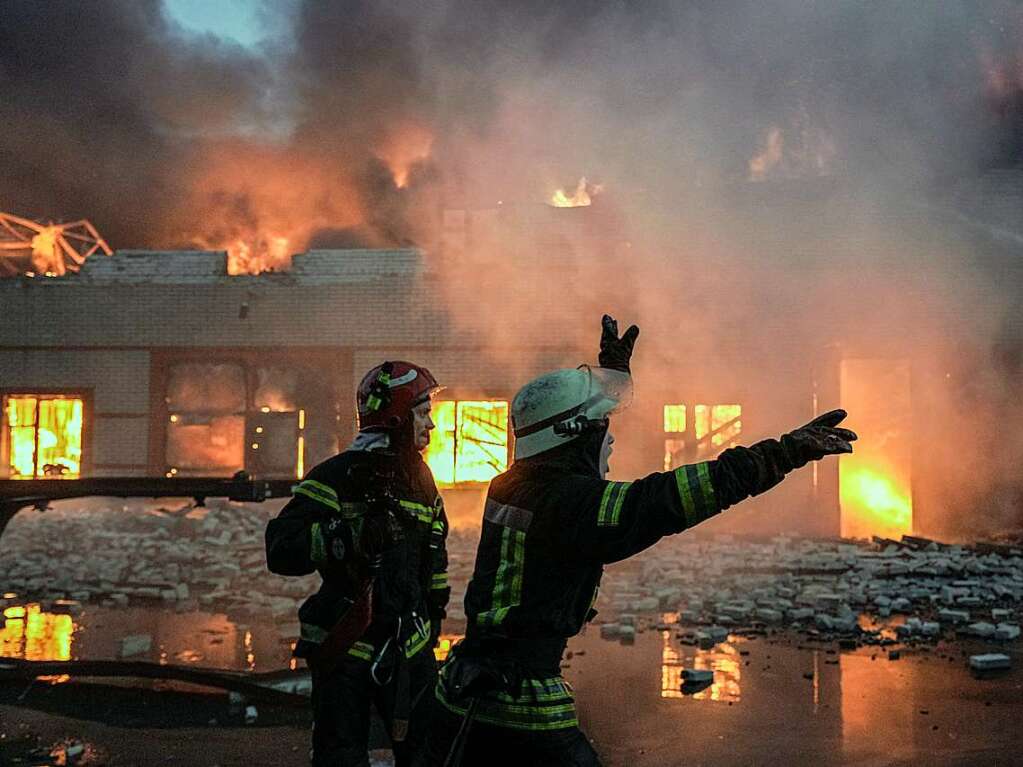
426, 316, 857, 767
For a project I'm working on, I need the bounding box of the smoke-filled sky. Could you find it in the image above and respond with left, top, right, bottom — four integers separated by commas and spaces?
3, 0, 1023, 261
2, 1, 1022, 535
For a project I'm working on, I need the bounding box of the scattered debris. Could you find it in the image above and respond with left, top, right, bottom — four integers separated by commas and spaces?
969, 653, 1012, 672
119, 634, 152, 658
0, 500, 478, 647
680, 668, 714, 695
594, 534, 1021, 656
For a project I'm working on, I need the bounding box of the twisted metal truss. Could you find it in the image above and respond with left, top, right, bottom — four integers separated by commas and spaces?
0, 211, 112, 276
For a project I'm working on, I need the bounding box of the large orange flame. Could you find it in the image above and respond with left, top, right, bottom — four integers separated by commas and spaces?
840, 464, 912, 540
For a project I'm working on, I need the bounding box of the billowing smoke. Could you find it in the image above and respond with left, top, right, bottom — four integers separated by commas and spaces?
2, 1, 1022, 536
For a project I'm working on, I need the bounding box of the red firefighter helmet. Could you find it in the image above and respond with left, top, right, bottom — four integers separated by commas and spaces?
357, 361, 441, 431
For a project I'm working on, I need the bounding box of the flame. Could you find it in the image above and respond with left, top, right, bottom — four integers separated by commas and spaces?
1, 211, 111, 276
839, 359, 912, 539
550, 177, 602, 207
30, 226, 62, 274
663, 403, 742, 470
424, 400, 509, 486
177, 141, 364, 275
4, 396, 83, 479
433, 632, 463, 663
222, 234, 291, 276
840, 465, 912, 540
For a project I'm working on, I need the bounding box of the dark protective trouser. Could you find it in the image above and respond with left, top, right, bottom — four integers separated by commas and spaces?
424, 702, 602, 767
311, 649, 438, 767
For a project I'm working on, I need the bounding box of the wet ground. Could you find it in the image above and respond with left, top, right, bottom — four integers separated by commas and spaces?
2, 605, 1022, 766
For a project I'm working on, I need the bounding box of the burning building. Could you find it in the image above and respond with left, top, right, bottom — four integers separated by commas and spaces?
1, 170, 1021, 538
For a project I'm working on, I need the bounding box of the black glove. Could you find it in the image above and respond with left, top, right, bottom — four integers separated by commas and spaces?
442, 655, 517, 705
780, 409, 858, 469
598, 314, 640, 373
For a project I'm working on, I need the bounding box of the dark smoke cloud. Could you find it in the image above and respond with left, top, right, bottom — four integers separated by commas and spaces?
0, 0, 267, 245
3, 0, 1023, 533
3, 1, 1022, 248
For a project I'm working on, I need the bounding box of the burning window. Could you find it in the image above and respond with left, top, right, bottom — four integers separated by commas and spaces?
424, 401, 509, 486
663, 404, 742, 470
165, 362, 312, 478
1, 395, 84, 478
166, 363, 246, 476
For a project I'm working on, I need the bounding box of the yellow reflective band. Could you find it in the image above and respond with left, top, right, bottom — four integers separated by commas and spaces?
431, 572, 449, 589
597, 483, 615, 525
598, 481, 632, 527
696, 462, 716, 511
347, 641, 374, 660
310, 522, 327, 565
405, 619, 432, 658
293, 480, 341, 512
344, 619, 433, 662
435, 688, 578, 731
673, 462, 717, 526
476, 527, 525, 627
399, 499, 434, 524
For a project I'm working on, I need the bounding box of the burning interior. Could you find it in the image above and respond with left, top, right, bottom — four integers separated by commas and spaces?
1, 395, 85, 479
424, 400, 510, 487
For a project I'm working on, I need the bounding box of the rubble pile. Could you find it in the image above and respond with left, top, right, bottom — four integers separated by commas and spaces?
596, 534, 1023, 654
0, 502, 477, 629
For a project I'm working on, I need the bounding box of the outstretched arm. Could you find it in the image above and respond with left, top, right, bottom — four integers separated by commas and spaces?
557, 410, 856, 565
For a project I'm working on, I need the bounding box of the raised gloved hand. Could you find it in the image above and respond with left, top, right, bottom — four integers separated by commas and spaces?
781, 409, 858, 469
598, 314, 640, 373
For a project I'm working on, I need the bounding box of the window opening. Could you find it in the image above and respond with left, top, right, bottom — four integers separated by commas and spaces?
2, 395, 84, 479
663, 403, 742, 470
425, 400, 509, 486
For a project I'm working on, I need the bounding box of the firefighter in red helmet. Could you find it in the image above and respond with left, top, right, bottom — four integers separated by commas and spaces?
266, 361, 450, 766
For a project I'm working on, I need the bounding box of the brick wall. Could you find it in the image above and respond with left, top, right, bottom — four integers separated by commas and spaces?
0, 349, 150, 476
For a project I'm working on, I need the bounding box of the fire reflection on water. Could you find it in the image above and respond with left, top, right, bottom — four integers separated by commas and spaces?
0, 602, 468, 677
660, 626, 742, 703
1, 604, 75, 678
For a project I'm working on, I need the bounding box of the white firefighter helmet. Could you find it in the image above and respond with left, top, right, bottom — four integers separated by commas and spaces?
511, 365, 633, 460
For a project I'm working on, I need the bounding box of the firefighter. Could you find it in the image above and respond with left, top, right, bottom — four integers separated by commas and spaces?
427, 316, 857, 767
266, 361, 451, 767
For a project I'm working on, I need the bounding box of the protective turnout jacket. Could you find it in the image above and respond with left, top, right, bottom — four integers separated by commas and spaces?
265, 438, 450, 666
437, 431, 798, 731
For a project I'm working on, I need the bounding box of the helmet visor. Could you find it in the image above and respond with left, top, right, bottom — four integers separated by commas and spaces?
580, 365, 634, 419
